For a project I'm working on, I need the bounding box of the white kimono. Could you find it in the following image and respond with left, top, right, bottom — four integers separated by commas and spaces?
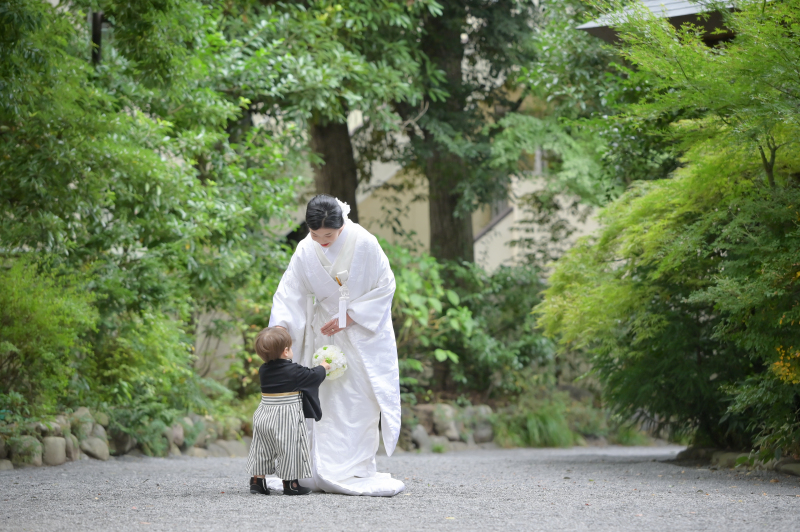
267, 221, 405, 497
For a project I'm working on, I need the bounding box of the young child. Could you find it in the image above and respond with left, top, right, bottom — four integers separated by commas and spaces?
246, 327, 330, 496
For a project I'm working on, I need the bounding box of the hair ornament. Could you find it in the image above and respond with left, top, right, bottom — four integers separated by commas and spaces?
335, 198, 351, 221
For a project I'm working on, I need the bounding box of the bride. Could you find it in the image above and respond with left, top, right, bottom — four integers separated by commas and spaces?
267, 194, 405, 496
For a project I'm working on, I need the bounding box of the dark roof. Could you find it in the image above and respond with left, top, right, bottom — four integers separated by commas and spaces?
577, 1, 734, 43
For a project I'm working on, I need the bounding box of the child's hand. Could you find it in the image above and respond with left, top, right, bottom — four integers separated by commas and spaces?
320, 361, 331, 371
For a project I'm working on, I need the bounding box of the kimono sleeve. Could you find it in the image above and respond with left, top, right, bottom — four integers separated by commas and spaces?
268, 252, 309, 347
347, 238, 395, 333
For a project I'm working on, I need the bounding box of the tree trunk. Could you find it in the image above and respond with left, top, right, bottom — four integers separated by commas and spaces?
309, 121, 360, 223
427, 151, 474, 262
419, 2, 472, 262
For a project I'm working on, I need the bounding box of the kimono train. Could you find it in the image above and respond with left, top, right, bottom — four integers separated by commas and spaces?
267, 220, 405, 497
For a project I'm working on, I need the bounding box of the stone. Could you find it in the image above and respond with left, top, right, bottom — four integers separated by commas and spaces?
413, 404, 436, 435
94, 412, 110, 428
90, 424, 108, 443
411, 424, 432, 452
242, 436, 252, 451
42, 437, 67, 466
125, 449, 145, 458
449, 441, 469, 452
70, 407, 95, 441
32, 420, 62, 437
223, 417, 243, 440
64, 434, 77, 461
80, 437, 110, 461
108, 428, 137, 456
472, 405, 494, 444
215, 439, 249, 457
205, 441, 230, 457
0, 437, 7, 459
169, 443, 182, 457
54, 415, 71, 436
433, 404, 460, 441
183, 447, 208, 458
66, 434, 81, 461
711, 451, 748, 469
9, 435, 42, 467
430, 435, 450, 453
0, 459, 12, 471
170, 423, 185, 447
675, 446, 717, 461
778, 463, 800, 476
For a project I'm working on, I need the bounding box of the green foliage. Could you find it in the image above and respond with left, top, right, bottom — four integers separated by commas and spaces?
0, 260, 97, 418
538, 0, 800, 455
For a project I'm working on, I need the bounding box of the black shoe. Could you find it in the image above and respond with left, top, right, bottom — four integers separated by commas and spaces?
282, 479, 312, 495
250, 476, 270, 495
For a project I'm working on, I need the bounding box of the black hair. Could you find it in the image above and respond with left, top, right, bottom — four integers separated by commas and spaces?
305, 194, 345, 230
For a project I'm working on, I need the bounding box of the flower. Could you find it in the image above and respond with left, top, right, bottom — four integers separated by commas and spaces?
312, 344, 347, 380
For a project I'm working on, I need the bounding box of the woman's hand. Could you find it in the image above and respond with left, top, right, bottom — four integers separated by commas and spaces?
321, 314, 354, 336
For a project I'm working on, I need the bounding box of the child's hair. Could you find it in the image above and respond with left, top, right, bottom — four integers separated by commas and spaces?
254, 327, 292, 363
306, 194, 344, 230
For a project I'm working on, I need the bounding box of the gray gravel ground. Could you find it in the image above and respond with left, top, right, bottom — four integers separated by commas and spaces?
2, 445, 800, 531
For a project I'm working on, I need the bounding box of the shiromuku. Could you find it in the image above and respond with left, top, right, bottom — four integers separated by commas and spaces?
266, 194, 404, 497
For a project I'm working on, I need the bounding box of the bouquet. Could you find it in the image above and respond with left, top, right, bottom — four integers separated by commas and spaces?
312, 345, 347, 380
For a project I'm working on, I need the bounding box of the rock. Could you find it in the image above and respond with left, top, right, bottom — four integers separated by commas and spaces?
80, 437, 110, 461
42, 437, 67, 466
0, 437, 6, 459
449, 441, 469, 452
778, 463, 800, 476
711, 451, 748, 469
478, 442, 499, 450
183, 447, 208, 458
70, 407, 95, 441
411, 424, 431, 452
413, 404, 436, 435
126, 449, 145, 458
215, 439, 249, 457
242, 436, 252, 451
430, 435, 450, 453
94, 412, 110, 428
472, 405, 494, 444
171, 423, 185, 447
90, 424, 108, 443
586, 436, 608, 447
169, 443, 182, 457
675, 447, 717, 461
193, 418, 216, 448
54, 415, 71, 436
9, 435, 42, 467
0, 459, 12, 471
32, 420, 62, 437
108, 428, 137, 456
433, 404, 460, 441
205, 441, 230, 457
65, 434, 79, 461
465, 433, 478, 449
222, 417, 243, 440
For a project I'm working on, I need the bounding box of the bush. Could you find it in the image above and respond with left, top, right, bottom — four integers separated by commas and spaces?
0, 259, 96, 419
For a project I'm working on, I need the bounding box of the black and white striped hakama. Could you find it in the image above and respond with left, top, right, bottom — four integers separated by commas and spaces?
246, 392, 311, 480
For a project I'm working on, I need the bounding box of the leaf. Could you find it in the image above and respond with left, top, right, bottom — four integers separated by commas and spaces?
446, 290, 460, 306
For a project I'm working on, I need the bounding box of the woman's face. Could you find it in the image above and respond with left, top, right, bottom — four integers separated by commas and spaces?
309, 225, 344, 248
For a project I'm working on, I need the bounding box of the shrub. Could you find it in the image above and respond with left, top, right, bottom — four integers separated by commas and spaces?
0, 259, 97, 419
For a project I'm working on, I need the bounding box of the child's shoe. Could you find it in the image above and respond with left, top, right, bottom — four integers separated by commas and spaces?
282, 479, 312, 495
250, 476, 270, 495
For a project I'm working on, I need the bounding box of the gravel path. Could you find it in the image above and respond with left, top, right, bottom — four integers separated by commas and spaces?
2, 445, 800, 531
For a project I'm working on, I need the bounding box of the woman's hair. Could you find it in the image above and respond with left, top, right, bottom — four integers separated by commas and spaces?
305, 194, 344, 230
254, 327, 292, 363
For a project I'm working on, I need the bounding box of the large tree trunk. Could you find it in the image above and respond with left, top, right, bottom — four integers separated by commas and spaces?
309, 121, 359, 223
427, 151, 474, 262
419, 2, 472, 262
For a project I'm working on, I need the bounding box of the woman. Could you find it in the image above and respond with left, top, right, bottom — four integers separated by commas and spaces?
267, 195, 405, 497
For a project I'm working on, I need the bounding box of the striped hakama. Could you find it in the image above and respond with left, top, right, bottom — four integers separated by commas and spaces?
246, 392, 312, 480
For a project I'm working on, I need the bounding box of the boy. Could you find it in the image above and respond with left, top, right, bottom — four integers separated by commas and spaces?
247, 327, 329, 496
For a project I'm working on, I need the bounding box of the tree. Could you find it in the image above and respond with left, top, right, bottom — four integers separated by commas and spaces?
214, 0, 444, 222
0, 0, 300, 420
537, 0, 800, 454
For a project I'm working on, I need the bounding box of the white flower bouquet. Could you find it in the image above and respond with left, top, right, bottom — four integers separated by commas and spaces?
312, 345, 347, 380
